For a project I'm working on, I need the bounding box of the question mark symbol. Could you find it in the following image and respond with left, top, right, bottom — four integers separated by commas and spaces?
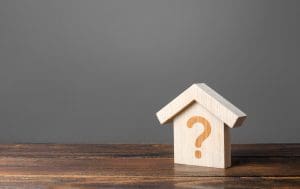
187, 116, 211, 159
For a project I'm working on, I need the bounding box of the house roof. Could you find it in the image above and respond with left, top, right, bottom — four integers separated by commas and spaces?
156, 83, 247, 128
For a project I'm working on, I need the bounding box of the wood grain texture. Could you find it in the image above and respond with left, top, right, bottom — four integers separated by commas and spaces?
0, 144, 299, 188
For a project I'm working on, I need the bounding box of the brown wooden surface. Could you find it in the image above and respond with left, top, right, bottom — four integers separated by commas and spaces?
0, 144, 299, 188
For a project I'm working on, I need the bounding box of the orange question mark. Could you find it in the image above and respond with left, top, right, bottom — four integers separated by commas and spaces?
187, 116, 211, 159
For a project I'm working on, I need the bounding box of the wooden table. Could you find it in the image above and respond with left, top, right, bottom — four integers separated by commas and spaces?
0, 144, 299, 188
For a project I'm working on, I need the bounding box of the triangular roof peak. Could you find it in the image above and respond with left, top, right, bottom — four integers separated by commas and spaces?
156, 83, 247, 128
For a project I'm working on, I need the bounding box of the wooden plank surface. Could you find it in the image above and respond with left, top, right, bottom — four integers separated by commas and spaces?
0, 144, 299, 188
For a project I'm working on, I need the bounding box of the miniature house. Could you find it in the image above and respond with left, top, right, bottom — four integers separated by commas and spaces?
156, 83, 247, 168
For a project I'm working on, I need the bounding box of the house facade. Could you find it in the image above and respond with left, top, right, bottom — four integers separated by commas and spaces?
156, 83, 246, 168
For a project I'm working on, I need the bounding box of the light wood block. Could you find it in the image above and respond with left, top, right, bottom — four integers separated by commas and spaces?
174, 103, 231, 168
156, 83, 246, 168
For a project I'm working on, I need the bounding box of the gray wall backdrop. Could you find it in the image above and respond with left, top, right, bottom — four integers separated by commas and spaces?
0, 0, 299, 144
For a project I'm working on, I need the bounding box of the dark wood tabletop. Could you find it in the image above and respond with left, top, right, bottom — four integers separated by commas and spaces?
0, 144, 299, 188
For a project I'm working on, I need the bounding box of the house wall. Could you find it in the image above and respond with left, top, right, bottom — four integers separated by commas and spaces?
0, 0, 299, 143
174, 103, 230, 168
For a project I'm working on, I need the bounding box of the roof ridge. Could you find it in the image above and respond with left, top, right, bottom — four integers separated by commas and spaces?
156, 83, 247, 128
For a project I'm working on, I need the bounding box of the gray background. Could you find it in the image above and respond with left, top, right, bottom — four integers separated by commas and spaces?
0, 0, 299, 144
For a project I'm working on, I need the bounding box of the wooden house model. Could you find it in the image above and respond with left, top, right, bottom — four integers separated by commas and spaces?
156, 83, 247, 168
